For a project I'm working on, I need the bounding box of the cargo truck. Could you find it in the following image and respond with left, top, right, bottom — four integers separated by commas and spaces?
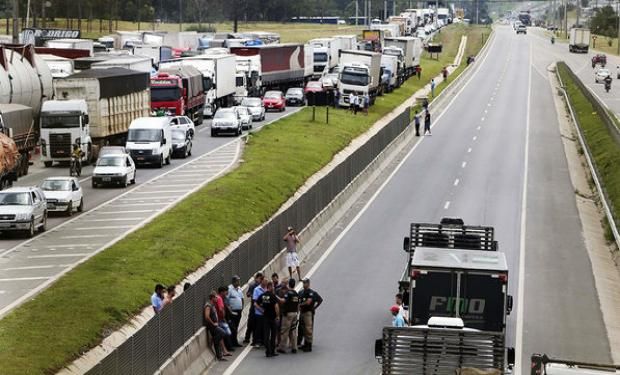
384, 37, 422, 77
91, 56, 153, 74
308, 38, 339, 77
235, 55, 262, 100
230, 44, 307, 94
40, 67, 151, 166
374, 218, 515, 374
160, 54, 236, 117
380, 54, 400, 92
151, 65, 205, 124
337, 50, 382, 107
370, 23, 401, 38
333, 35, 357, 51
131, 44, 174, 65
387, 16, 409, 36
360, 30, 384, 52
569, 28, 590, 53
45, 38, 94, 56
0, 104, 36, 187
39, 54, 74, 78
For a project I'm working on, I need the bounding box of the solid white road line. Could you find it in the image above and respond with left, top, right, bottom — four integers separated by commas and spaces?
515, 41, 533, 374
94, 210, 157, 215
2, 264, 70, 271
74, 225, 132, 231
60, 234, 112, 239
221, 34, 497, 375
0, 277, 50, 282
44, 244, 100, 248
27, 254, 90, 259
131, 190, 187, 194
80, 218, 145, 222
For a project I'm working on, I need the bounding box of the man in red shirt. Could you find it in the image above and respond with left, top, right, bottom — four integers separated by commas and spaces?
217, 286, 234, 352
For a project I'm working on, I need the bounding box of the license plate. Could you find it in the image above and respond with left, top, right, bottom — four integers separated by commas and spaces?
268, 105, 273, 108
47, 203, 56, 209
137, 157, 145, 161
103, 177, 111, 182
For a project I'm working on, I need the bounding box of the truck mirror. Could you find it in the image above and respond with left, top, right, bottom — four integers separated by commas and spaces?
162, 138, 167, 145
507, 347, 515, 366
374, 339, 383, 359
506, 295, 513, 314
84, 115, 89, 124
403, 237, 410, 252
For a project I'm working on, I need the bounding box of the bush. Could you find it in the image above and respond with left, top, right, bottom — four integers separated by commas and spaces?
185, 24, 216, 32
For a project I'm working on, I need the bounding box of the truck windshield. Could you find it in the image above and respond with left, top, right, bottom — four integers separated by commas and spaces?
41, 115, 80, 128
151, 87, 181, 101
314, 53, 328, 62
203, 77, 213, 91
384, 50, 401, 57
0, 192, 31, 205
236, 76, 245, 86
127, 129, 162, 142
340, 71, 369, 86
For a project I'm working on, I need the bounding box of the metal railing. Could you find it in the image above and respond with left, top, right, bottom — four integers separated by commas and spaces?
86, 108, 412, 375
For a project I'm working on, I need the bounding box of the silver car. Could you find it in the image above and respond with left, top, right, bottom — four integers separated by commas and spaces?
0, 186, 47, 237
234, 106, 253, 130
211, 108, 242, 137
240, 97, 266, 121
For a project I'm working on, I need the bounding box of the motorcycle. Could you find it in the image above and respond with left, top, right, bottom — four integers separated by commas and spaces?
605, 81, 611, 92
70, 155, 81, 177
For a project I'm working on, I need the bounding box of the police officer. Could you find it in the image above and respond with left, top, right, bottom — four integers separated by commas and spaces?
297, 278, 323, 352
277, 278, 300, 354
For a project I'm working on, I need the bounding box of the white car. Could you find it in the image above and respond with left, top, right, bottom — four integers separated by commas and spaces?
92, 153, 137, 188
595, 68, 611, 83
240, 97, 266, 121
169, 115, 195, 138
211, 108, 242, 137
40, 177, 84, 216
0, 186, 47, 237
234, 106, 253, 130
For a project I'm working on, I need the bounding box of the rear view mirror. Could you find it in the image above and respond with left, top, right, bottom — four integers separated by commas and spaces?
403, 237, 410, 252
162, 138, 167, 145
506, 295, 513, 315
83, 115, 89, 124
507, 347, 515, 366
374, 339, 383, 360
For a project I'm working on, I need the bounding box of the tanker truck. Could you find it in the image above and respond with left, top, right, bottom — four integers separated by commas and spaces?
0, 104, 35, 189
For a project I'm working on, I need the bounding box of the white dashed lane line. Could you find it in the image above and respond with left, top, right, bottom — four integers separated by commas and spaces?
454, 179, 460, 186
444, 201, 451, 210
468, 147, 472, 153
462, 161, 467, 168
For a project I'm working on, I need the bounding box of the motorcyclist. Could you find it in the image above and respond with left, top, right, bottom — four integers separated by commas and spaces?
71, 144, 82, 176
551, 35, 555, 44
604, 75, 612, 91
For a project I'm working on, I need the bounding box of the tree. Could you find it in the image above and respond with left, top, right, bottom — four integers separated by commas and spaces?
589, 5, 618, 38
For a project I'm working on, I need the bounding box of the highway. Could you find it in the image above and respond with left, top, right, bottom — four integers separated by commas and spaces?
0, 106, 302, 315
217, 26, 613, 374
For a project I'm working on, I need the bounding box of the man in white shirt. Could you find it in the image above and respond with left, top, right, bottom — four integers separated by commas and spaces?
227, 275, 244, 347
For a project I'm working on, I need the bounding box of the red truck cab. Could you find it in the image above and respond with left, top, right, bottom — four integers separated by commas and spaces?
150, 66, 205, 124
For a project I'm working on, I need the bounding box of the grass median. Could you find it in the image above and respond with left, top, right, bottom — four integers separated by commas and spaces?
557, 63, 620, 236
0, 24, 488, 375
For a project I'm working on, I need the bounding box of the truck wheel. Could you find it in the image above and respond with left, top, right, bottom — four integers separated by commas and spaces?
44, 161, 53, 168
159, 155, 164, 168
165, 154, 171, 165
131, 172, 136, 184
92, 181, 98, 188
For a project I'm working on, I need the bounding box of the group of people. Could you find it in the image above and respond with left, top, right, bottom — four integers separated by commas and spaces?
389, 293, 409, 327
413, 98, 432, 137
348, 92, 370, 115
151, 283, 178, 314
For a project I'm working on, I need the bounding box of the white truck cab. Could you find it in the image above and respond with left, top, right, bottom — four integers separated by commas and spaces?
125, 117, 172, 168
40, 100, 91, 168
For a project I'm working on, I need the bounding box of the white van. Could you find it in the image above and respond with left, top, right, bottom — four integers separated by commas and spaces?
125, 117, 172, 168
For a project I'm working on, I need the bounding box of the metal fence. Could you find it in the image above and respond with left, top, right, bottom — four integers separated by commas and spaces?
86, 108, 412, 374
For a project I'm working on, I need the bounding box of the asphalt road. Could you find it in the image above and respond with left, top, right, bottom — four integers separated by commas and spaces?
220, 26, 612, 375
0, 105, 302, 315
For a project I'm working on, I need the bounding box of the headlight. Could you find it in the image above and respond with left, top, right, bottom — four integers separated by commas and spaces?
57, 199, 69, 203
15, 213, 30, 221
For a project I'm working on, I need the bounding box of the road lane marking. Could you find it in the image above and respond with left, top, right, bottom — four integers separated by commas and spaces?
454, 179, 460, 186
515, 41, 533, 374
131, 190, 187, 194
467, 148, 472, 153
462, 161, 467, 168
118, 197, 176, 201
2, 264, 71, 271
61, 234, 112, 239
80, 218, 145, 222
444, 201, 451, 209
477, 125, 481, 130
74, 226, 132, 230
44, 244, 100, 248
94, 210, 156, 215
481, 117, 485, 122
27, 254, 90, 259
473, 136, 477, 141
0, 276, 50, 282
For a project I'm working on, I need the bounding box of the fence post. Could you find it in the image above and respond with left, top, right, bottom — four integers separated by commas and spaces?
326, 106, 329, 124
312, 106, 316, 122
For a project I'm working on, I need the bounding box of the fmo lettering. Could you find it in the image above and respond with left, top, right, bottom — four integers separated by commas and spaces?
429, 296, 486, 314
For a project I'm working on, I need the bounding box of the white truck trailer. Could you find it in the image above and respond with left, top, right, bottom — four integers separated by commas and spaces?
337, 50, 382, 107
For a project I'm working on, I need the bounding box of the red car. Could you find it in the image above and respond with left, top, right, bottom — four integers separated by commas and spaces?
262, 91, 286, 112
304, 81, 324, 94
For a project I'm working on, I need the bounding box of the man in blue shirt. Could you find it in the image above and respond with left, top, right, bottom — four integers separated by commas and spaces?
390, 305, 405, 327
252, 278, 267, 347
226, 276, 244, 347
151, 284, 165, 314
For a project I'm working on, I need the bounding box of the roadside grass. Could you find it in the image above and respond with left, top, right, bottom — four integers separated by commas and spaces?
558, 63, 620, 235
0, 25, 487, 375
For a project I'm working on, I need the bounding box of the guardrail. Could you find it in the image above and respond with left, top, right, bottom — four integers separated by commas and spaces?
85, 108, 412, 375
556, 61, 620, 249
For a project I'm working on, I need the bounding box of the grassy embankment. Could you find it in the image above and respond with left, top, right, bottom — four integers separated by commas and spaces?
0, 24, 488, 375
557, 63, 620, 240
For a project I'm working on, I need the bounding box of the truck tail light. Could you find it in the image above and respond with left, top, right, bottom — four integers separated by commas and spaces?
410, 269, 426, 279
499, 274, 508, 284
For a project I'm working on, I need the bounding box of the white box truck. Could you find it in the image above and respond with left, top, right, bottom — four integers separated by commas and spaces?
91, 56, 154, 74
337, 50, 382, 107
309, 38, 340, 77
384, 37, 422, 77
45, 39, 94, 56
333, 35, 358, 51
569, 28, 590, 53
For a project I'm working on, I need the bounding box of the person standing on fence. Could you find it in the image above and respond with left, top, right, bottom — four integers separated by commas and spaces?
151, 284, 165, 314
284, 226, 302, 280
278, 278, 300, 354
227, 276, 244, 348
424, 109, 432, 136
431, 78, 436, 97
298, 278, 323, 352
244, 272, 264, 344
413, 110, 421, 137
257, 281, 280, 357
204, 291, 232, 361
252, 277, 268, 347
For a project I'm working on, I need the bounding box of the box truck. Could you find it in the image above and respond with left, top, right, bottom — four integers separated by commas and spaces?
0, 104, 35, 187
569, 28, 590, 53
91, 56, 153, 74
384, 37, 423, 77
309, 38, 339, 77
151, 65, 205, 124
337, 50, 382, 107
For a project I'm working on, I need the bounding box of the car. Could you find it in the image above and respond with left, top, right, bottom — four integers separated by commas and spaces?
171, 129, 192, 158
99, 146, 127, 158
304, 81, 324, 94
234, 106, 253, 130
0, 186, 47, 237
211, 108, 242, 137
516, 24, 527, 34
595, 68, 611, 83
40, 177, 84, 216
241, 97, 266, 121
169, 115, 195, 138
285, 87, 306, 106
92, 153, 136, 188
262, 90, 286, 112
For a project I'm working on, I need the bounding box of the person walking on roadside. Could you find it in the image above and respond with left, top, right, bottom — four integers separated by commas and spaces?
284, 227, 302, 280
416, 65, 422, 80
244, 272, 264, 344
151, 284, 166, 314
162, 285, 176, 309
278, 278, 300, 354
430, 78, 436, 97
424, 109, 432, 136
363, 93, 370, 115
204, 291, 232, 361
442, 66, 449, 82
227, 276, 244, 347
298, 278, 323, 352
413, 110, 421, 137
352, 94, 359, 115
257, 281, 280, 357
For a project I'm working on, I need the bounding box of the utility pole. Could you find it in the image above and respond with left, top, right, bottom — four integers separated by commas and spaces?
12, 0, 18, 43
564, 0, 568, 39
617, 0, 619, 55
384, 0, 387, 20
393, 0, 396, 17
179, 0, 182, 31
356, 0, 359, 25
137, 0, 141, 30
476, 0, 479, 24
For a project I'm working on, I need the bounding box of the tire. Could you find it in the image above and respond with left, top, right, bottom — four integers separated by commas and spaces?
131, 172, 136, 184
158, 155, 164, 168
92, 180, 97, 188
123, 176, 129, 188
211, 129, 217, 137
44, 161, 53, 168
77, 198, 84, 212
165, 154, 171, 165
39, 213, 47, 233
66, 201, 73, 217
26, 218, 35, 238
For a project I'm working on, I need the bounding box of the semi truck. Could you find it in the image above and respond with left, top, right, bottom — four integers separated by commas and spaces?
131, 44, 174, 65
235, 55, 262, 100
333, 35, 358, 51
387, 17, 409, 36
384, 37, 423, 77
337, 50, 382, 107
40, 67, 151, 166
437, 8, 451, 24
45, 38, 94, 56
91, 56, 153, 74
380, 54, 400, 92
374, 218, 515, 374
360, 30, 384, 52
160, 54, 236, 117
569, 28, 591, 53
308, 38, 339, 77
230, 44, 308, 94
39, 54, 74, 78
370, 23, 401, 38
0, 104, 35, 187
151, 65, 205, 124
